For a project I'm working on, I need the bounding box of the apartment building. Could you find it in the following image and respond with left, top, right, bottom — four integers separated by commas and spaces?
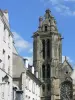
0, 10, 13, 100
12, 53, 41, 100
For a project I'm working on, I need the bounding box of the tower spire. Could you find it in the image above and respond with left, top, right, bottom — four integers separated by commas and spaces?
44, 9, 51, 19
33, 9, 62, 100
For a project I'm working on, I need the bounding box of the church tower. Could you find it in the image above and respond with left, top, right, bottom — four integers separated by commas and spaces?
33, 9, 63, 100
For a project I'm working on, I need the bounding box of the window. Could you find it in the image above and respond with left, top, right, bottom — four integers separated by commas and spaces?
42, 40, 45, 59
28, 96, 30, 100
3, 25, 6, 42
47, 84, 50, 91
8, 55, 10, 74
42, 85, 45, 92
60, 81, 73, 100
45, 26, 47, 31
32, 81, 35, 93
8, 34, 10, 48
47, 64, 50, 78
26, 76, 28, 89
29, 78, 31, 91
1, 83, 5, 99
3, 49, 5, 70
47, 39, 50, 58
34, 83, 35, 93
42, 65, 45, 79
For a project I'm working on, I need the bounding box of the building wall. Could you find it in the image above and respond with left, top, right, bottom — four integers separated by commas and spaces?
22, 73, 40, 100
0, 10, 13, 100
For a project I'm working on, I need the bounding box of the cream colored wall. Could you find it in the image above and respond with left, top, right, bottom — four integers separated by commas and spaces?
0, 11, 13, 100
22, 73, 41, 100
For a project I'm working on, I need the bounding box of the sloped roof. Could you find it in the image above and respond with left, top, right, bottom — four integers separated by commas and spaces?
13, 53, 42, 85
62, 58, 73, 71
13, 53, 26, 78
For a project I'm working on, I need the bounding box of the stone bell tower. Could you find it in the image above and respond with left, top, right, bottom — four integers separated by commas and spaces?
33, 9, 63, 100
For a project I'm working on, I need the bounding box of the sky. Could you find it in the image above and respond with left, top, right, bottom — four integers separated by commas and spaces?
0, 0, 75, 66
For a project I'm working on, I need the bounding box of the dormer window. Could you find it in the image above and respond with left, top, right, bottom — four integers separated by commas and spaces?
45, 26, 47, 31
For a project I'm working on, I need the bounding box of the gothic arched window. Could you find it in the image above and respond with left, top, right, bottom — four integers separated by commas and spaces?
47, 84, 50, 91
42, 65, 45, 79
47, 64, 50, 78
60, 81, 73, 100
42, 40, 45, 59
47, 39, 50, 58
45, 26, 47, 31
42, 84, 45, 92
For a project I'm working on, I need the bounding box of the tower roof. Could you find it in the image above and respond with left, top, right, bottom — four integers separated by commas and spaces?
38, 9, 58, 33
32, 9, 60, 37
44, 9, 51, 19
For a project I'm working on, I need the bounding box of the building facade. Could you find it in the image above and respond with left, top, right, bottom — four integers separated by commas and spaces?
22, 68, 41, 100
13, 53, 41, 100
0, 10, 13, 100
33, 9, 73, 100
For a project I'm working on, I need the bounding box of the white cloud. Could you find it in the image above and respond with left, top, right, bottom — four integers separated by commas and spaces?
28, 48, 33, 53
26, 55, 73, 67
62, 56, 74, 64
64, 0, 75, 1
54, 4, 74, 16
13, 32, 32, 53
41, 0, 75, 16
49, 0, 62, 5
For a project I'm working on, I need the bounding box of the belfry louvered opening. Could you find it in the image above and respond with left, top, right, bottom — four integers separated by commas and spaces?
42, 40, 45, 59
42, 64, 45, 79
47, 39, 50, 58
47, 64, 50, 78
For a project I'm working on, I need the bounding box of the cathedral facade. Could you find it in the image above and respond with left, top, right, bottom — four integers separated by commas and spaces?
33, 9, 73, 100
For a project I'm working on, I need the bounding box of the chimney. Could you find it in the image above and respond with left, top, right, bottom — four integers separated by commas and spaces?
32, 66, 34, 74
36, 71, 38, 78
23, 58, 28, 68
